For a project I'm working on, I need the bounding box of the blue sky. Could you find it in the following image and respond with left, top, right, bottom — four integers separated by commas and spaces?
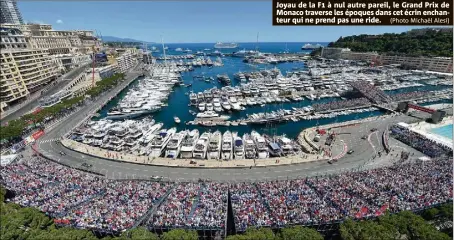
19, 1, 428, 43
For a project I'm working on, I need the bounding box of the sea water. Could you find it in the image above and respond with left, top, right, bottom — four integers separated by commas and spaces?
431, 124, 453, 140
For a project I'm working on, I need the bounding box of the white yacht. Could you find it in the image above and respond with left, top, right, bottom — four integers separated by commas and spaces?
198, 102, 206, 111
233, 133, 245, 159
243, 133, 257, 159
196, 111, 219, 118
221, 98, 231, 110
174, 116, 181, 124
189, 93, 197, 105
179, 129, 200, 159
229, 97, 241, 111
208, 130, 222, 160
278, 137, 294, 155
221, 131, 233, 160
206, 103, 214, 111
193, 132, 211, 159
213, 98, 223, 112
251, 131, 269, 159
149, 128, 176, 157
165, 130, 188, 158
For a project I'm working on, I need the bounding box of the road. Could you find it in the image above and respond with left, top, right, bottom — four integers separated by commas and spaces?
35, 66, 425, 182
2, 64, 90, 122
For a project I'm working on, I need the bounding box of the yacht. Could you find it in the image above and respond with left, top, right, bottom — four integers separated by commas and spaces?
196, 111, 219, 118
193, 132, 211, 159
206, 103, 214, 111
189, 93, 197, 105
229, 97, 241, 111
179, 129, 200, 159
174, 116, 181, 124
278, 136, 294, 156
221, 131, 233, 160
251, 131, 269, 159
165, 130, 188, 158
149, 128, 177, 157
243, 133, 257, 159
213, 98, 223, 112
233, 133, 245, 159
175, 48, 183, 52
198, 102, 206, 111
221, 98, 231, 111
208, 130, 222, 160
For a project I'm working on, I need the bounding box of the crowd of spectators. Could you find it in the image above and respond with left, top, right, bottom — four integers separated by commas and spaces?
389, 91, 430, 102
349, 81, 392, 104
390, 124, 452, 157
1, 154, 452, 233
312, 98, 371, 112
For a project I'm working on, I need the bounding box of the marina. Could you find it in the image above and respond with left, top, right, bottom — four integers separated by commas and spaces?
80, 43, 453, 161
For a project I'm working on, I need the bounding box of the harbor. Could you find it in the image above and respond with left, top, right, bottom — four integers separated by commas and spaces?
77, 43, 453, 162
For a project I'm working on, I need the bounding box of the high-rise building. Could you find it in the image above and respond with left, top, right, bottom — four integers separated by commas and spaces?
0, 0, 24, 25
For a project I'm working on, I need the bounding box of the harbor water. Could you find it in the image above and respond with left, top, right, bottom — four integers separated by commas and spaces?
95, 43, 452, 139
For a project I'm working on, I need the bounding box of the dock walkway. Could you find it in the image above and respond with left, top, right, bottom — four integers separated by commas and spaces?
61, 138, 325, 169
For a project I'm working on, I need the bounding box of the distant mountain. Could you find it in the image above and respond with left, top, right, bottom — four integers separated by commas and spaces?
101, 36, 153, 44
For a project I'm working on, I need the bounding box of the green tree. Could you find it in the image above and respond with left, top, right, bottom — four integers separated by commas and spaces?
340, 218, 396, 240
226, 228, 277, 240
280, 226, 323, 240
161, 229, 198, 240
117, 227, 159, 240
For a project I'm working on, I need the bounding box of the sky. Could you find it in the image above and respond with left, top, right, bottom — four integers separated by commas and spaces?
18, 1, 430, 43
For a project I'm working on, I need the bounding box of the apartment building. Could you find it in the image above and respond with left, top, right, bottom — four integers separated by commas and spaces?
116, 49, 138, 73
1, 49, 58, 110
0, 0, 24, 25
321, 47, 453, 73
0, 27, 28, 49
53, 54, 91, 72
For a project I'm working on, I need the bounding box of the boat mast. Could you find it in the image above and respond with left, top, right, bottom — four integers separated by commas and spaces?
161, 36, 168, 69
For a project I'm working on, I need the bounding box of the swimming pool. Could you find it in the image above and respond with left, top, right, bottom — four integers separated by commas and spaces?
430, 124, 453, 140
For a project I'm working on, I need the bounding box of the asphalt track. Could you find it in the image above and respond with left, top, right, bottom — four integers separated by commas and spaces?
2, 64, 90, 122
35, 66, 424, 182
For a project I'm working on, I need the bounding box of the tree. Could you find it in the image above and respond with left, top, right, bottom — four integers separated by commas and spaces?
161, 229, 198, 240
340, 218, 396, 240
226, 228, 277, 240
117, 227, 159, 240
280, 226, 323, 240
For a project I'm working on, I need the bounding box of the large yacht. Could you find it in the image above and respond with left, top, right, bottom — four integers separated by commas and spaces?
165, 130, 188, 158
193, 132, 211, 159
233, 133, 245, 159
208, 131, 222, 160
251, 131, 269, 159
214, 42, 238, 49
213, 98, 223, 112
221, 131, 233, 160
149, 128, 176, 157
243, 133, 257, 159
179, 130, 200, 159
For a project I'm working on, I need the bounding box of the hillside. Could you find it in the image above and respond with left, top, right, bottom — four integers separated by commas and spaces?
101, 36, 153, 43
324, 28, 453, 57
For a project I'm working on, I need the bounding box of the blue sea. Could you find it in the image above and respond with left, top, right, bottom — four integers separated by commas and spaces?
95, 42, 452, 139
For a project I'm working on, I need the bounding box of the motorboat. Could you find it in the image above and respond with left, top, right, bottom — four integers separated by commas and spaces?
208, 130, 222, 160
165, 130, 188, 158
149, 128, 176, 157
221, 99, 231, 111
243, 133, 257, 159
206, 103, 214, 111
278, 136, 294, 156
198, 102, 206, 112
179, 129, 200, 159
213, 98, 223, 112
221, 131, 233, 160
174, 116, 181, 124
229, 97, 241, 111
233, 133, 245, 159
196, 111, 219, 118
189, 93, 197, 105
251, 131, 269, 159
193, 132, 211, 159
